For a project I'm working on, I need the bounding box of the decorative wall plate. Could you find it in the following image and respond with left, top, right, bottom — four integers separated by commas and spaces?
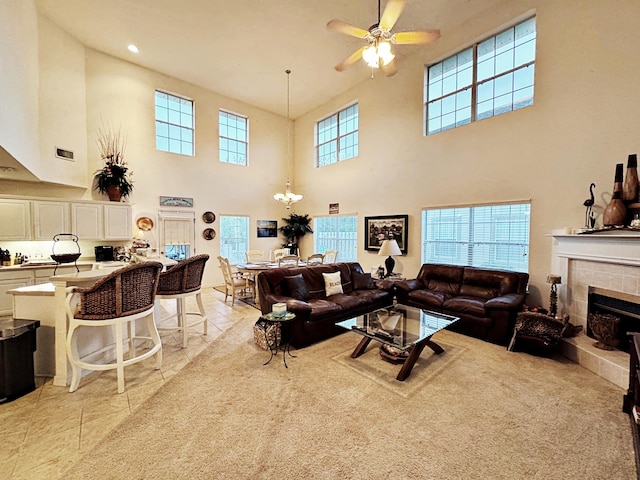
136, 217, 154, 231
203, 228, 216, 240
203, 211, 216, 223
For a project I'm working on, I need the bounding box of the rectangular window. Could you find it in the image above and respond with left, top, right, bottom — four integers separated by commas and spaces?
313, 215, 357, 262
316, 103, 358, 167
220, 215, 249, 264
155, 91, 194, 155
219, 110, 248, 165
425, 17, 536, 135
421, 203, 530, 273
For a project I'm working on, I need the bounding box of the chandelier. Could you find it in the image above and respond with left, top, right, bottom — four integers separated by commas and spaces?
274, 69, 303, 209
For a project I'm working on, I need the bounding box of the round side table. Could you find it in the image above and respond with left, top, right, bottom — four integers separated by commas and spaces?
262, 312, 297, 368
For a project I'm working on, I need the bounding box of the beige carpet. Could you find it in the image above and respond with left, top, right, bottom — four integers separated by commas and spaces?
63, 320, 637, 479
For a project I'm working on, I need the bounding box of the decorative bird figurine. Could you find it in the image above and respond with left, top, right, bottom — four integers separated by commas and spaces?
583, 183, 596, 228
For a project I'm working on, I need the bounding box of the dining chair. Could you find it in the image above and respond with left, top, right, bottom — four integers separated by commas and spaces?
278, 255, 300, 268
245, 249, 265, 263
218, 256, 255, 304
65, 261, 164, 394
306, 253, 325, 266
156, 254, 209, 348
271, 248, 288, 262
324, 250, 338, 263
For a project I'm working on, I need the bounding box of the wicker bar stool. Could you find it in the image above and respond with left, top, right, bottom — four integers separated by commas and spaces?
156, 254, 209, 348
65, 261, 164, 394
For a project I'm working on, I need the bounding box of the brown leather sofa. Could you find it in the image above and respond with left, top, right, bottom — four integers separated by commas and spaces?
257, 262, 394, 348
395, 264, 529, 345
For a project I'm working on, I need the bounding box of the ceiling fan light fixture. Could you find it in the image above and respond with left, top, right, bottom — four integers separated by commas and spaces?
362, 45, 380, 68
378, 40, 395, 65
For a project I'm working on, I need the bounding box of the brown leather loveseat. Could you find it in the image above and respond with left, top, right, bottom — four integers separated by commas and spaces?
257, 262, 394, 348
395, 264, 528, 345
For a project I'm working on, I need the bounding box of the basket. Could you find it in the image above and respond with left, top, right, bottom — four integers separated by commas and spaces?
253, 319, 281, 351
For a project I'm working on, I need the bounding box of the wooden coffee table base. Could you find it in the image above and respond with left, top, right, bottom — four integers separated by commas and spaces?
350, 335, 444, 381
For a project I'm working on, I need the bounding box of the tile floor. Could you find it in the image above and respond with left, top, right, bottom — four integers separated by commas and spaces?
0, 289, 260, 479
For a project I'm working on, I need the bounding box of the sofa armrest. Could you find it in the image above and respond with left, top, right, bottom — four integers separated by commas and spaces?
484, 293, 525, 311
394, 279, 424, 293
261, 294, 311, 315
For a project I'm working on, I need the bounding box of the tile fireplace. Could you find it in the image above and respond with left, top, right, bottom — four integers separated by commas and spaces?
551, 231, 640, 388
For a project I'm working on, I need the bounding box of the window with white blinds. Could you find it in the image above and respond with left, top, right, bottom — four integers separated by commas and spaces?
313, 215, 357, 262
421, 203, 530, 273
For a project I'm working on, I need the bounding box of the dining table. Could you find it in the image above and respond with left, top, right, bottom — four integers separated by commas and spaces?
234, 260, 307, 300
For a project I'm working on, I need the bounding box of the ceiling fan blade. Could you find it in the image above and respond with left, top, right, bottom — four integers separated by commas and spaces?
335, 47, 366, 72
382, 59, 399, 77
392, 29, 441, 45
326, 19, 369, 39
379, 0, 406, 31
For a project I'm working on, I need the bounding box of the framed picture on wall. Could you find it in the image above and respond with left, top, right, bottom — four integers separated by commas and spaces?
364, 214, 408, 254
257, 220, 277, 238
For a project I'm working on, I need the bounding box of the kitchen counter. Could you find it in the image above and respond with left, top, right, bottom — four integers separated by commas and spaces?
0, 260, 95, 271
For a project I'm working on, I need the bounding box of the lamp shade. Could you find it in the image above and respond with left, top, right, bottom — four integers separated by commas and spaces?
546, 274, 562, 284
378, 239, 401, 256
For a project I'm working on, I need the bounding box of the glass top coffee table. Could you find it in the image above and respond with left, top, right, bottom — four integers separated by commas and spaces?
336, 304, 459, 381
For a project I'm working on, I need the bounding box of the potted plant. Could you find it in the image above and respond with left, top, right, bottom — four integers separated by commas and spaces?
93, 125, 133, 201
278, 213, 313, 255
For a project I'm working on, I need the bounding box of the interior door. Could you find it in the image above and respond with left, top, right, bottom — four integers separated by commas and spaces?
158, 210, 195, 261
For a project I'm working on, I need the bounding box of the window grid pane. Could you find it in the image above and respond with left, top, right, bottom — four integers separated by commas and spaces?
313, 215, 358, 262
421, 203, 530, 273
425, 17, 535, 135
316, 104, 358, 167
219, 111, 248, 166
220, 215, 249, 265
155, 91, 194, 156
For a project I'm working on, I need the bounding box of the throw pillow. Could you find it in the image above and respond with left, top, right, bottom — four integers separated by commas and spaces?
352, 271, 375, 290
283, 274, 311, 301
322, 271, 343, 296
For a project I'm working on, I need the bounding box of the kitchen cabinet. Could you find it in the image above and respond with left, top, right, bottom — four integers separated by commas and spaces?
0, 199, 31, 240
0, 264, 93, 315
104, 203, 132, 240
71, 202, 104, 240
32, 201, 70, 240
0, 269, 32, 315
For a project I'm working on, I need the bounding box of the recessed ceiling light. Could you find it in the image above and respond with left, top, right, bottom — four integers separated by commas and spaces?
127, 44, 139, 53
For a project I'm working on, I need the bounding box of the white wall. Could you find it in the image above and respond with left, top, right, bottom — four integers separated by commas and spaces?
0, 1, 40, 172
294, 0, 640, 305
84, 49, 292, 286
38, 13, 88, 187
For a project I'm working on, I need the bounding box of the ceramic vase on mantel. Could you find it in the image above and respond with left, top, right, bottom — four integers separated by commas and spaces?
106, 185, 122, 202
603, 163, 627, 227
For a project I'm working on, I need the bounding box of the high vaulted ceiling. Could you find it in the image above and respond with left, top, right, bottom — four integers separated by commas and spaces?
35, 0, 500, 119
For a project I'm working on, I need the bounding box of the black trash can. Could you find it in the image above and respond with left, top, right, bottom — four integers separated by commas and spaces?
0, 319, 40, 404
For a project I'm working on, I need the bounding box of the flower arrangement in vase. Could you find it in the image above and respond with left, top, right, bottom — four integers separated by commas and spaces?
93, 125, 133, 201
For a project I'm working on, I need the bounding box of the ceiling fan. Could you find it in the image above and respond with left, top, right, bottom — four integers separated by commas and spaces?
327, 0, 440, 76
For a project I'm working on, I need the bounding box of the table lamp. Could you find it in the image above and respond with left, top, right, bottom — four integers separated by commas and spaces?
378, 239, 402, 277
546, 274, 562, 318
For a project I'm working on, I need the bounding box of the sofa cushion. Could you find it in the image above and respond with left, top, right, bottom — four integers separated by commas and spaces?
352, 271, 375, 290
283, 273, 311, 301
306, 299, 343, 321
443, 296, 487, 318
407, 289, 446, 308
323, 271, 343, 296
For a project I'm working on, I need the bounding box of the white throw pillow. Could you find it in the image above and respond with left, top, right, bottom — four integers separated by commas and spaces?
322, 271, 343, 296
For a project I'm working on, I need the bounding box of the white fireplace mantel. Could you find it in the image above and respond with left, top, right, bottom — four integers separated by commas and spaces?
550, 231, 640, 267
549, 231, 640, 389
